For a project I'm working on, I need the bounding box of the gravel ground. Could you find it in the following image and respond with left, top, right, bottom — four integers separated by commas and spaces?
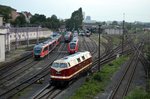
55, 76, 87, 99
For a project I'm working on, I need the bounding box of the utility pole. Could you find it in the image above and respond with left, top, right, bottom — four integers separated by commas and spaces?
122, 13, 125, 53
7, 27, 10, 51
26, 27, 29, 47
15, 28, 18, 49
98, 25, 101, 71
36, 26, 39, 44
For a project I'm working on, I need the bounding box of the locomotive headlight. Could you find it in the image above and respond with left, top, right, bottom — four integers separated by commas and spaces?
56, 71, 61, 74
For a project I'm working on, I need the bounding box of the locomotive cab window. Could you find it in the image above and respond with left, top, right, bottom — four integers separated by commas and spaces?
52, 63, 67, 68
82, 56, 85, 60
77, 58, 81, 63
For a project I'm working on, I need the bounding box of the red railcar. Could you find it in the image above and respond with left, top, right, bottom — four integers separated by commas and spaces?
50, 51, 92, 86
67, 37, 79, 54
33, 34, 62, 59
64, 32, 72, 43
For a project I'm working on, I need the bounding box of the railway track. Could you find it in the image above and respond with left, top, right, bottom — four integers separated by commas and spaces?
0, 52, 32, 75
0, 34, 133, 99
83, 36, 98, 56
31, 35, 131, 99
30, 36, 99, 99
32, 75, 83, 99
0, 42, 68, 99
0, 43, 64, 86
108, 41, 144, 99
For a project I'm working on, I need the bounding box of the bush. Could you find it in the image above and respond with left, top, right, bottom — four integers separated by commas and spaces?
93, 73, 102, 81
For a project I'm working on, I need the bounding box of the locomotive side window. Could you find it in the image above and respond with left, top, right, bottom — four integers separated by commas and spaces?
82, 56, 85, 60
68, 62, 71, 67
77, 58, 81, 63
60, 63, 67, 68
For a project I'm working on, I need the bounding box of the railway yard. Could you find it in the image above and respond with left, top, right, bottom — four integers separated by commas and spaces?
0, 32, 149, 99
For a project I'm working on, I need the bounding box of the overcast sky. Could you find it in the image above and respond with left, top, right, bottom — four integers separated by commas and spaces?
0, 0, 150, 22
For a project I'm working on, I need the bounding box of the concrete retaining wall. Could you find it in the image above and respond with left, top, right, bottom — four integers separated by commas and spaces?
0, 33, 5, 62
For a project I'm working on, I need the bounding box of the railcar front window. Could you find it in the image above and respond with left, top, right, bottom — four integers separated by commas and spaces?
70, 43, 75, 49
34, 48, 42, 53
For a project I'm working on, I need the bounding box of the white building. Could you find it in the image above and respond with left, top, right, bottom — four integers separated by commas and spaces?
104, 28, 123, 35
86, 16, 91, 21
0, 27, 53, 62
0, 15, 3, 26
0, 32, 5, 62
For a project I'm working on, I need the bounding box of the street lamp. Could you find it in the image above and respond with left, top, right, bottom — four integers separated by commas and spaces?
98, 24, 101, 71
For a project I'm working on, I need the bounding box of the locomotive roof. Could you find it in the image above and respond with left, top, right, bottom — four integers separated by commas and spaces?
54, 51, 91, 63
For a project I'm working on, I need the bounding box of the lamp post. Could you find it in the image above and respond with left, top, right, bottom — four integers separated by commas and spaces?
98, 25, 101, 71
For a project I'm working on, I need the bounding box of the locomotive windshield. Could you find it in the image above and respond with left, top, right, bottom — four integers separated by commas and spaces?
70, 43, 76, 49
52, 63, 67, 68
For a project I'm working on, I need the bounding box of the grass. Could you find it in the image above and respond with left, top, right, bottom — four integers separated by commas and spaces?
71, 55, 129, 99
125, 87, 150, 99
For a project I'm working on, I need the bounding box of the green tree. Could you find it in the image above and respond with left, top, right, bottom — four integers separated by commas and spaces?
66, 7, 83, 31
50, 15, 60, 29
12, 13, 27, 26
30, 14, 46, 25
0, 5, 13, 23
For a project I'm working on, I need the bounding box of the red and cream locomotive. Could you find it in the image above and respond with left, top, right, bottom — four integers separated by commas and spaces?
50, 51, 92, 86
